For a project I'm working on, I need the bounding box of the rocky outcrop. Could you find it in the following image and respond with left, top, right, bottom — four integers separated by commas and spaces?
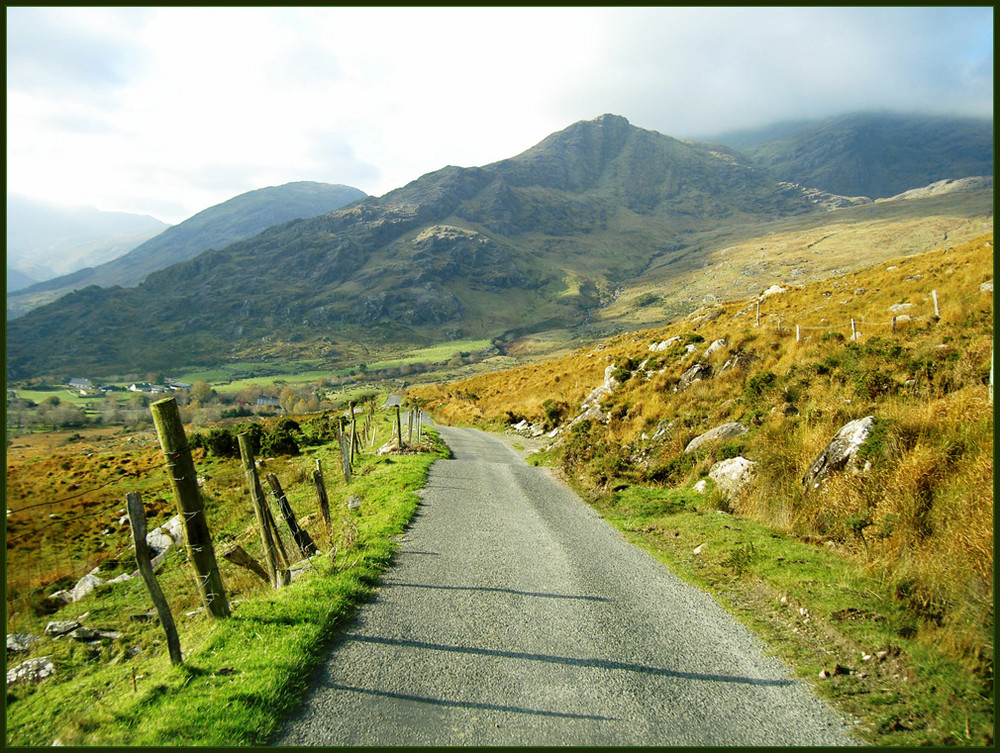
803, 415, 875, 490
709, 456, 757, 497
48, 515, 183, 604
568, 364, 620, 428
6, 633, 41, 653
684, 422, 748, 453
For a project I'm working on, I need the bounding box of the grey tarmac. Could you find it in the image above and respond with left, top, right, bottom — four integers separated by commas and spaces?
273, 423, 860, 746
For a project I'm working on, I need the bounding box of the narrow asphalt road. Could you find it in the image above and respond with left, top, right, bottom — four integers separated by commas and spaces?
273, 424, 859, 746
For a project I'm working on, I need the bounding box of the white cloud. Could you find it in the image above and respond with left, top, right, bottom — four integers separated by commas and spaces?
5, 6, 992, 225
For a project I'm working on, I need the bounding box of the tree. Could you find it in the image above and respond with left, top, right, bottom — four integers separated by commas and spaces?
190, 381, 215, 403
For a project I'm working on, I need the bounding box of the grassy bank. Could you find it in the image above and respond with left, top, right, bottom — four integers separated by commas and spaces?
5, 413, 449, 746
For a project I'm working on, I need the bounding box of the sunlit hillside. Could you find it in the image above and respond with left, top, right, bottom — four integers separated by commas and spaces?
411, 233, 994, 689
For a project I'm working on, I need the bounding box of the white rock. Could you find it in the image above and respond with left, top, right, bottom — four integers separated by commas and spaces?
980, 281, 993, 293
7, 656, 55, 685
693, 479, 709, 494
708, 456, 757, 497
889, 303, 914, 313
692, 544, 704, 555
802, 415, 875, 490
762, 285, 787, 297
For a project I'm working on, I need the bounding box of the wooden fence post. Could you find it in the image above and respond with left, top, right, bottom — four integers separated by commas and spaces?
150, 398, 230, 618
312, 459, 336, 564
221, 545, 270, 584
266, 473, 317, 559
407, 407, 413, 444
339, 422, 352, 483
851, 318, 857, 342
238, 432, 287, 587
932, 289, 940, 318
891, 315, 897, 333
795, 324, 801, 343
416, 407, 422, 443
755, 300, 760, 326
127, 492, 182, 664
349, 402, 358, 466
395, 405, 403, 452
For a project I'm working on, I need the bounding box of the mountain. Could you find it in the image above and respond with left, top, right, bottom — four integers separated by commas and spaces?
6, 268, 39, 294
705, 112, 993, 199
6, 196, 169, 286
5, 114, 991, 380
6, 181, 367, 318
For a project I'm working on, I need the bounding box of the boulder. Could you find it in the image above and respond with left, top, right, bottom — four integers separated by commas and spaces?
70, 573, 106, 602
684, 422, 747, 454
567, 363, 621, 428
674, 363, 710, 392
704, 338, 727, 357
7, 656, 55, 685
980, 281, 993, 293
44, 620, 81, 637
6, 633, 42, 653
708, 456, 757, 497
649, 336, 680, 352
802, 415, 875, 490
762, 285, 787, 297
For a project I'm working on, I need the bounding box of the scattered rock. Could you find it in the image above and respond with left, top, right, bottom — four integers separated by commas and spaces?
692, 544, 704, 556
69, 627, 121, 642
703, 338, 727, 357
44, 620, 81, 638
708, 456, 757, 497
693, 479, 709, 494
649, 336, 680, 352
889, 303, 914, 313
674, 363, 710, 392
981, 280, 993, 293
6, 633, 42, 653
684, 422, 747, 453
7, 656, 55, 685
346, 495, 362, 511
802, 415, 875, 490
762, 285, 787, 297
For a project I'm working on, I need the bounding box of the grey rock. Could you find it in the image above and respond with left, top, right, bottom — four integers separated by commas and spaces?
981, 281, 993, 293
44, 620, 81, 637
7, 633, 42, 653
346, 495, 362, 511
685, 422, 748, 454
889, 303, 914, 313
674, 363, 710, 392
802, 416, 876, 490
704, 338, 727, 357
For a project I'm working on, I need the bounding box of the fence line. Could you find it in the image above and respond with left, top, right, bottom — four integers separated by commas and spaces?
749, 287, 988, 339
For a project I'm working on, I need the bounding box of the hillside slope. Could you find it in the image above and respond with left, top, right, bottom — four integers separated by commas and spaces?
6, 181, 366, 318
707, 112, 993, 199
2, 115, 899, 379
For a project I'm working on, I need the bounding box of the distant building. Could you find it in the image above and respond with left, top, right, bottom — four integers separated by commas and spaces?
68, 378, 92, 391
129, 382, 153, 392
256, 396, 280, 408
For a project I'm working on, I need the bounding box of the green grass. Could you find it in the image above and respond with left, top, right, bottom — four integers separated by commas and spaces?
5, 422, 450, 746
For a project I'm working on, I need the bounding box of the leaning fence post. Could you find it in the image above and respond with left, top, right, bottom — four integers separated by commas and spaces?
127, 492, 183, 664
266, 473, 317, 559
313, 459, 335, 564
238, 432, 286, 587
150, 398, 230, 618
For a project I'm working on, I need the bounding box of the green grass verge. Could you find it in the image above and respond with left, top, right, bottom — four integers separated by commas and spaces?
5, 430, 450, 746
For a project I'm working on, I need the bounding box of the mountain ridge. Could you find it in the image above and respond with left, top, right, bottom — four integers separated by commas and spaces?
6, 113, 992, 379
7, 181, 367, 319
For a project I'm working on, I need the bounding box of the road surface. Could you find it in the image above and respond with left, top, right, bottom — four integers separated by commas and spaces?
273, 424, 859, 746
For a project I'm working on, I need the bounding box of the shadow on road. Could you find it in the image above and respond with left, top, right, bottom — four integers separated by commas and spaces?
346, 633, 795, 687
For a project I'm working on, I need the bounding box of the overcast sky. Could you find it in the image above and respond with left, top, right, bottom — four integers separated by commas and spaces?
7, 6, 993, 225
